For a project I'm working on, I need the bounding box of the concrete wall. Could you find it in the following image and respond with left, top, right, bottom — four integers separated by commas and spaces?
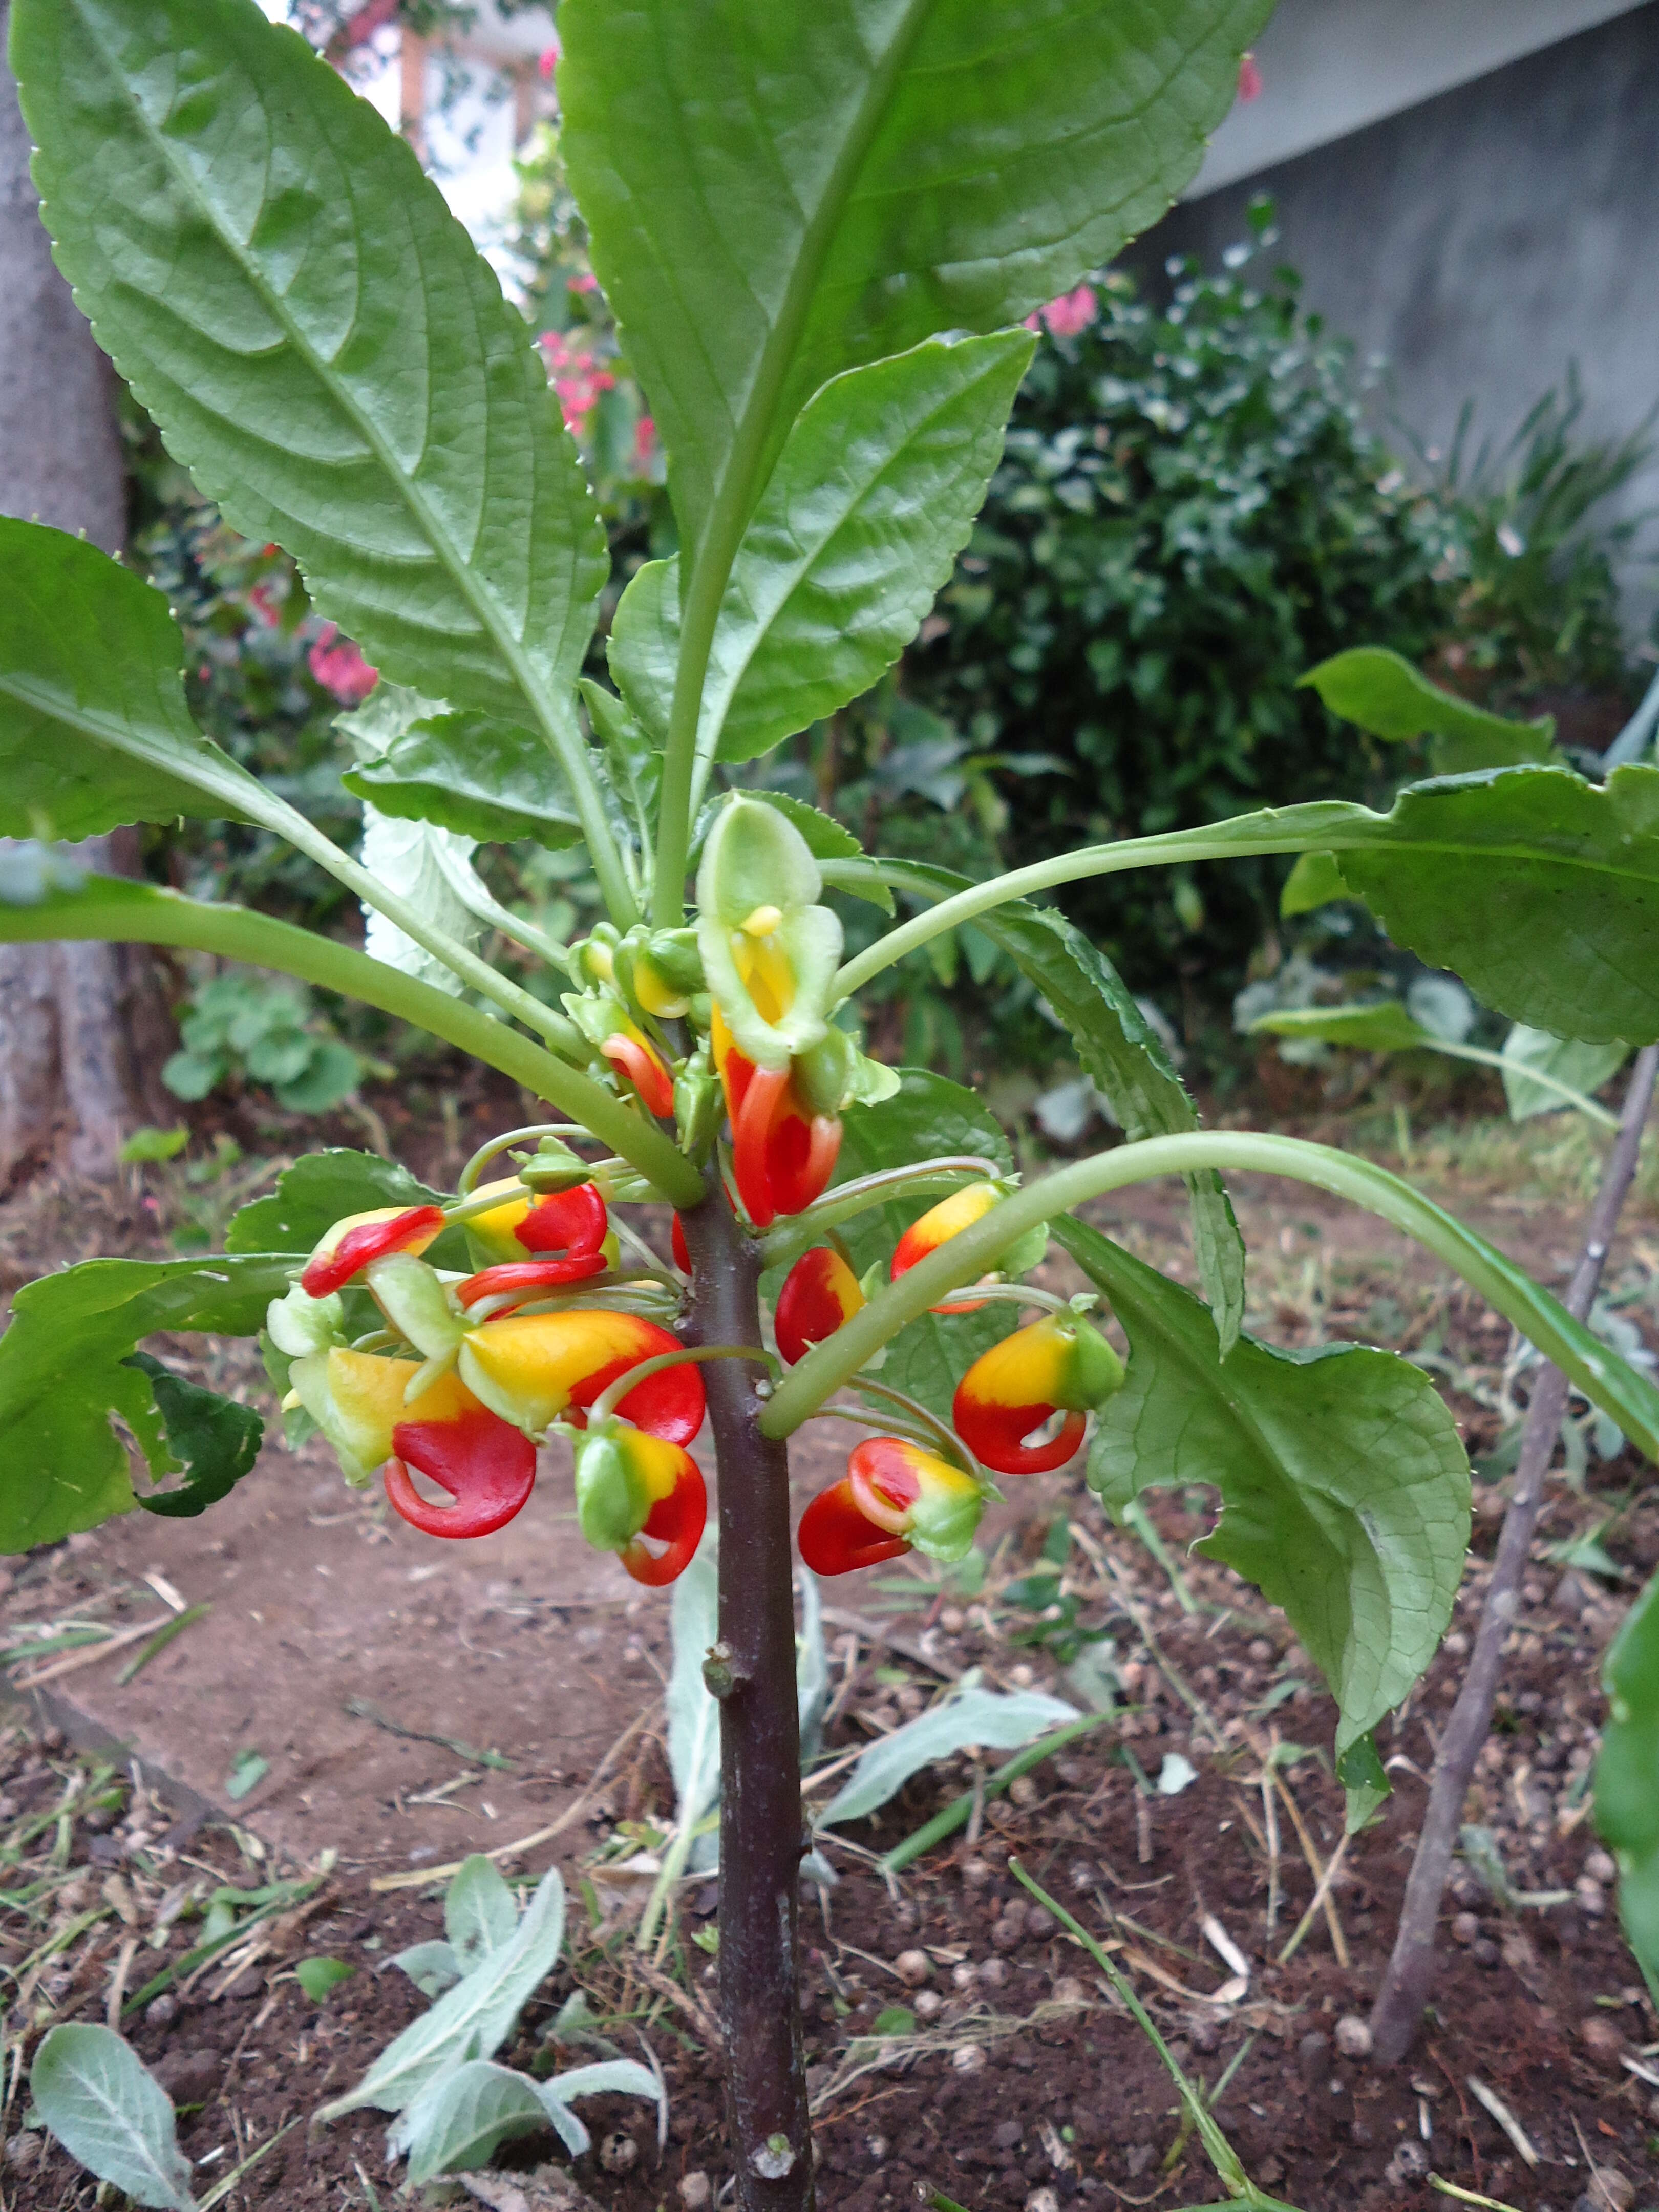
1131, 3, 1659, 627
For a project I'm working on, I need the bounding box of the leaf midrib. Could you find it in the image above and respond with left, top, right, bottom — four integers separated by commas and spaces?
67, 0, 623, 912
0, 668, 270, 817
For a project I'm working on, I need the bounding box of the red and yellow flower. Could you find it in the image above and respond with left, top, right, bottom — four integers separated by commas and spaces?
713, 1006, 842, 1227
798, 1436, 983, 1577
464, 1177, 610, 1267
889, 1182, 1003, 1310
458, 1309, 704, 1445
696, 796, 846, 1226
574, 1421, 706, 1586
288, 1346, 536, 1538
300, 1204, 444, 1299
774, 1247, 865, 1365
952, 1312, 1124, 1474
599, 1018, 675, 1118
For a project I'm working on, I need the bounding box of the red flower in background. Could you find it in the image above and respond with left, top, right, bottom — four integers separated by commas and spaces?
536, 330, 617, 434
308, 622, 379, 703
1026, 284, 1097, 339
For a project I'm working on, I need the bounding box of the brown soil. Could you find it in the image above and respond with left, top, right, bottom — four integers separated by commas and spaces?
4, 1143, 1659, 2209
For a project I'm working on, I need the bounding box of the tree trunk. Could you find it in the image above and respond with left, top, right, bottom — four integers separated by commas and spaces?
0, 1, 169, 1185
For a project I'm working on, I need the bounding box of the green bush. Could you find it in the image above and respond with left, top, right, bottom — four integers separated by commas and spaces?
897, 213, 1459, 1017
162, 972, 372, 1115
1420, 369, 1653, 720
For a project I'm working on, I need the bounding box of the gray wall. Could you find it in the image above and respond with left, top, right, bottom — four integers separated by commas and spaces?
1131, 2, 1659, 628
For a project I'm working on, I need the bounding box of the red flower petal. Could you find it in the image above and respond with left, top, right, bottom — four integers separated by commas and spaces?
620, 1454, 707, 1586
385, 1407, 537, 1538
456, 1255, 607, 1307
798, 1478, 911, 1577
301, 1205, 444, 1298
513, 1180, 608, 1257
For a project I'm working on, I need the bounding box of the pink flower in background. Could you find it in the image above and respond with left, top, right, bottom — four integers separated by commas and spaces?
634, 415, 657, 474
246, 579, 282, 627
1238, 52, 1263, 101
536, 330, 616, 433
568, 272, 599, 295
538, 38, 560, 79
1037, 284, 1097, 338
308, 623, 379, 704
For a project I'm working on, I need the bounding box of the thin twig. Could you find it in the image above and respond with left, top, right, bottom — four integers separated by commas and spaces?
11, 1615, 171, 1688
1276, 1831, 1349, 1965
1372, 1045, 1659, 2063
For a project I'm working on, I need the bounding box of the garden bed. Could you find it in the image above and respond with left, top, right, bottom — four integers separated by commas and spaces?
3, 1144, 1657, 2209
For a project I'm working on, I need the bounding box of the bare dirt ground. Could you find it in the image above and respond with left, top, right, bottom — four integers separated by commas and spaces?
4, 1108, 1658, 2209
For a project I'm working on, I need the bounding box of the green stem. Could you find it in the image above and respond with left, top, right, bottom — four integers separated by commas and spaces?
457, 1124, 590, 1196
845, 1376, 980, 1476
832, 813, 1391, 1000
1421, 1038, 1620, 1126
588, 1343, 777, 1426
265, 796, 587, 1054
1009, 1863, 1301, 2211
2, 877, 706, 1204
931, 1281, 1074, 1315
756, 1156, 998, 1266
758, 1129, 1659, 1457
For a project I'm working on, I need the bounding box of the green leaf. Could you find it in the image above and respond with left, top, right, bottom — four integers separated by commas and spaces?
120, 1126, 189, 1165
390, 2059, 548, 2186
30, 2024, 195, 2211
609, 332, 1034, 761
1336, 1732, 1390, 1833
1053, 1217, 1471, 1760
1302, 647, 1554, 774
357, 810, 486, 999
831, 1070, 1016, 1418
274, 1041, 363, 1116
877, 861, 1246, 1348
847, 764, 1659, 1053
536, 2057, 667, 2161
317, 1866, 567, 2121
819, 1681, 1076, 1828
0, 518, 266, 842
1595, 1570, 1659, 2005
0, 1256, 294, 1552
561, 0, 1267, 553
15, 0, 608, 743
389, 1940, 462, 2002
578, 678, 661, 854
444, 1857, 519, 1975
1250, 1002, 1440, 1055
1330, 765, 1659, 1044
344, 715, 587, 849
226, 1749, 269, 1802
225, 1151, 444, 1258
1501, 1025, 1629, 1122
1279, 851, 1353, 917
120, 1354, 263, 1520
295, 1957, 354, 2004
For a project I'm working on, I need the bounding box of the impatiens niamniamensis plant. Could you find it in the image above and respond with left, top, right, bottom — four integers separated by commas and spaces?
9, 1, 1659, 2196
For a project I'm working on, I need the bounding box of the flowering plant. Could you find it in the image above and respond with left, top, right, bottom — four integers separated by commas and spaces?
5, 2, 1659, 2199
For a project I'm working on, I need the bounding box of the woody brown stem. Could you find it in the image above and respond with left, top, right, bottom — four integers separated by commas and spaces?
678, 1172, 814, 2210
1370, 1044, 1659, 2065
